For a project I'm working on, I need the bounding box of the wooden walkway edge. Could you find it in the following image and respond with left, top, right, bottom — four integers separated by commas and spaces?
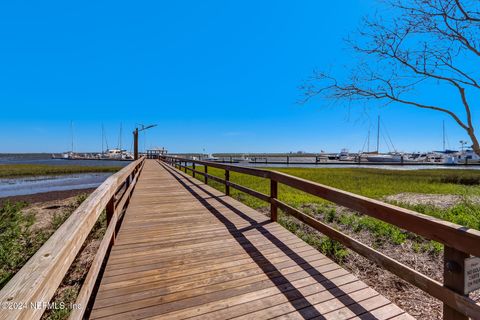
90, 159, 412, 319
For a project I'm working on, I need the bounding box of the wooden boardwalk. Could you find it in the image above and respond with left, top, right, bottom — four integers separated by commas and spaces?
90, 160, 412, 319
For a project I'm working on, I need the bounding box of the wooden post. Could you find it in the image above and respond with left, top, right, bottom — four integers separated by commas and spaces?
184, 161, 187, 173
192, 162, 196, 178
133, 128, 139, 160
106, 198, 116, 243
205, 165, 208, 185
225, 170, 230, 196
270, 179, 278, 222
443, 246, 469, 320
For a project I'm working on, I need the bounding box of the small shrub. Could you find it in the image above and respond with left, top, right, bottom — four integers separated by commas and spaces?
324, 208, 336, 223
0, 201, 34, 288
438, 175, 480, 185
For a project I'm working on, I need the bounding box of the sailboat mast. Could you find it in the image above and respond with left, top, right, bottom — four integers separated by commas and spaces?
442, 120, 446, 151
118, 122, 122, 150
376, 115, 380, 153
102, 123, 104, 155
367, 129, 370, 152
70, 121, 74, 153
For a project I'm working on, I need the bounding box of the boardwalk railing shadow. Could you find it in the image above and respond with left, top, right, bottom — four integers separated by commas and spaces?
159, 161, 377, 319
161, 155, 480, 320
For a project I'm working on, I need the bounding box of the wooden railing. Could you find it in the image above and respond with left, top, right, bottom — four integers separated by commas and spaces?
160, 155, 480, 320
0, 157, 145, 320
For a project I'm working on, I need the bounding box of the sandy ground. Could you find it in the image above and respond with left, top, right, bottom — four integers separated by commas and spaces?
385, 192, 480, 209
0, 188, 96, 206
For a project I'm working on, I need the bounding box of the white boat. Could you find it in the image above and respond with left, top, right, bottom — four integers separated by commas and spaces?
338, 149, 355, 161
457, 149, 480, 162
204, 154, 219, 161
366, 153, 403, 163
102, 149, 133, 160
404, 153, 428, 162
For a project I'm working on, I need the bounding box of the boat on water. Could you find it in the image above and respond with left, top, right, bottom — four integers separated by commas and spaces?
52, 122, 134, 161
458, 149, 480, 162
365, 153, 404, 163
100, 148, 134, 160
53, 149, 134, 161
327, 149, 355, 161
204, 154, 223, 161
338, 149, 355, 161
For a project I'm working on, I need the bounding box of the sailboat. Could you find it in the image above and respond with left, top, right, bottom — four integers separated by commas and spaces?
101, 123, 134, 160
53, 121, 77, 159
365, 116, 403, 163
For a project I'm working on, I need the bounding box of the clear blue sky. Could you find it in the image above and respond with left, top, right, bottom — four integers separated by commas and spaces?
0, 1, 474, 153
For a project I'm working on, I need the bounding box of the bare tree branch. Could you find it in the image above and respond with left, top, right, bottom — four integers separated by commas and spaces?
304, 0, 480, 155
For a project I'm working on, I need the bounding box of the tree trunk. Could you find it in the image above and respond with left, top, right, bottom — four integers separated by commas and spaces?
467, 128, 480, 157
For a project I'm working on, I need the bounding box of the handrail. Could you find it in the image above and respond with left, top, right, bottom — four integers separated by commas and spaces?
0, 157, 145, 320
159, 155, 480, 320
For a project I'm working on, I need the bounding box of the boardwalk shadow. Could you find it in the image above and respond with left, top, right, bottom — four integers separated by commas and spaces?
159, 162, 379, 319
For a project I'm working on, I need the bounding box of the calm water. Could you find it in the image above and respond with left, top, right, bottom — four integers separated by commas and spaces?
0, 153, 129, 198
0, 153, 130, 167
0, 173, 112, 198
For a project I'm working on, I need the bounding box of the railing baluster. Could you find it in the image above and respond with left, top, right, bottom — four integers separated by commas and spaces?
270, 179, 278, 222
193, 162, 196, 178
225, 170, 230, 196
205, 165, 208, 185
106, 198, 116, 244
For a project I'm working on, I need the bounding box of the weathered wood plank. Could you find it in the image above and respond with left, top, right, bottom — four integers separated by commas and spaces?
89, 160, 409, 320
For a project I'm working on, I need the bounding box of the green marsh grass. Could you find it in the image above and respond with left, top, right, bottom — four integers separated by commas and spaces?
0, 194, 90, 289
0, 164, 121, 178
187, 166, 480, 259
191, 166, 480, 208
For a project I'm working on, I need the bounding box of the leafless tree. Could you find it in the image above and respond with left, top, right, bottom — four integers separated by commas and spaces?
303, 0, 480, 155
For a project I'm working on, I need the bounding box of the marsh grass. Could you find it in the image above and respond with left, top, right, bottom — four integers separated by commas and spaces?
0, 164, 121, 178
192, 166, 480, 208
0, 201, 36, 288
0, 194, 90, 290
187, 166, 480, 259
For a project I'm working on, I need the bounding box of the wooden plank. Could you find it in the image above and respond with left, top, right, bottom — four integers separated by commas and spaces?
69, 161, 144, 320
89, 160, 409, 320
68, 211, 117, 320
158, 275, 365, 320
